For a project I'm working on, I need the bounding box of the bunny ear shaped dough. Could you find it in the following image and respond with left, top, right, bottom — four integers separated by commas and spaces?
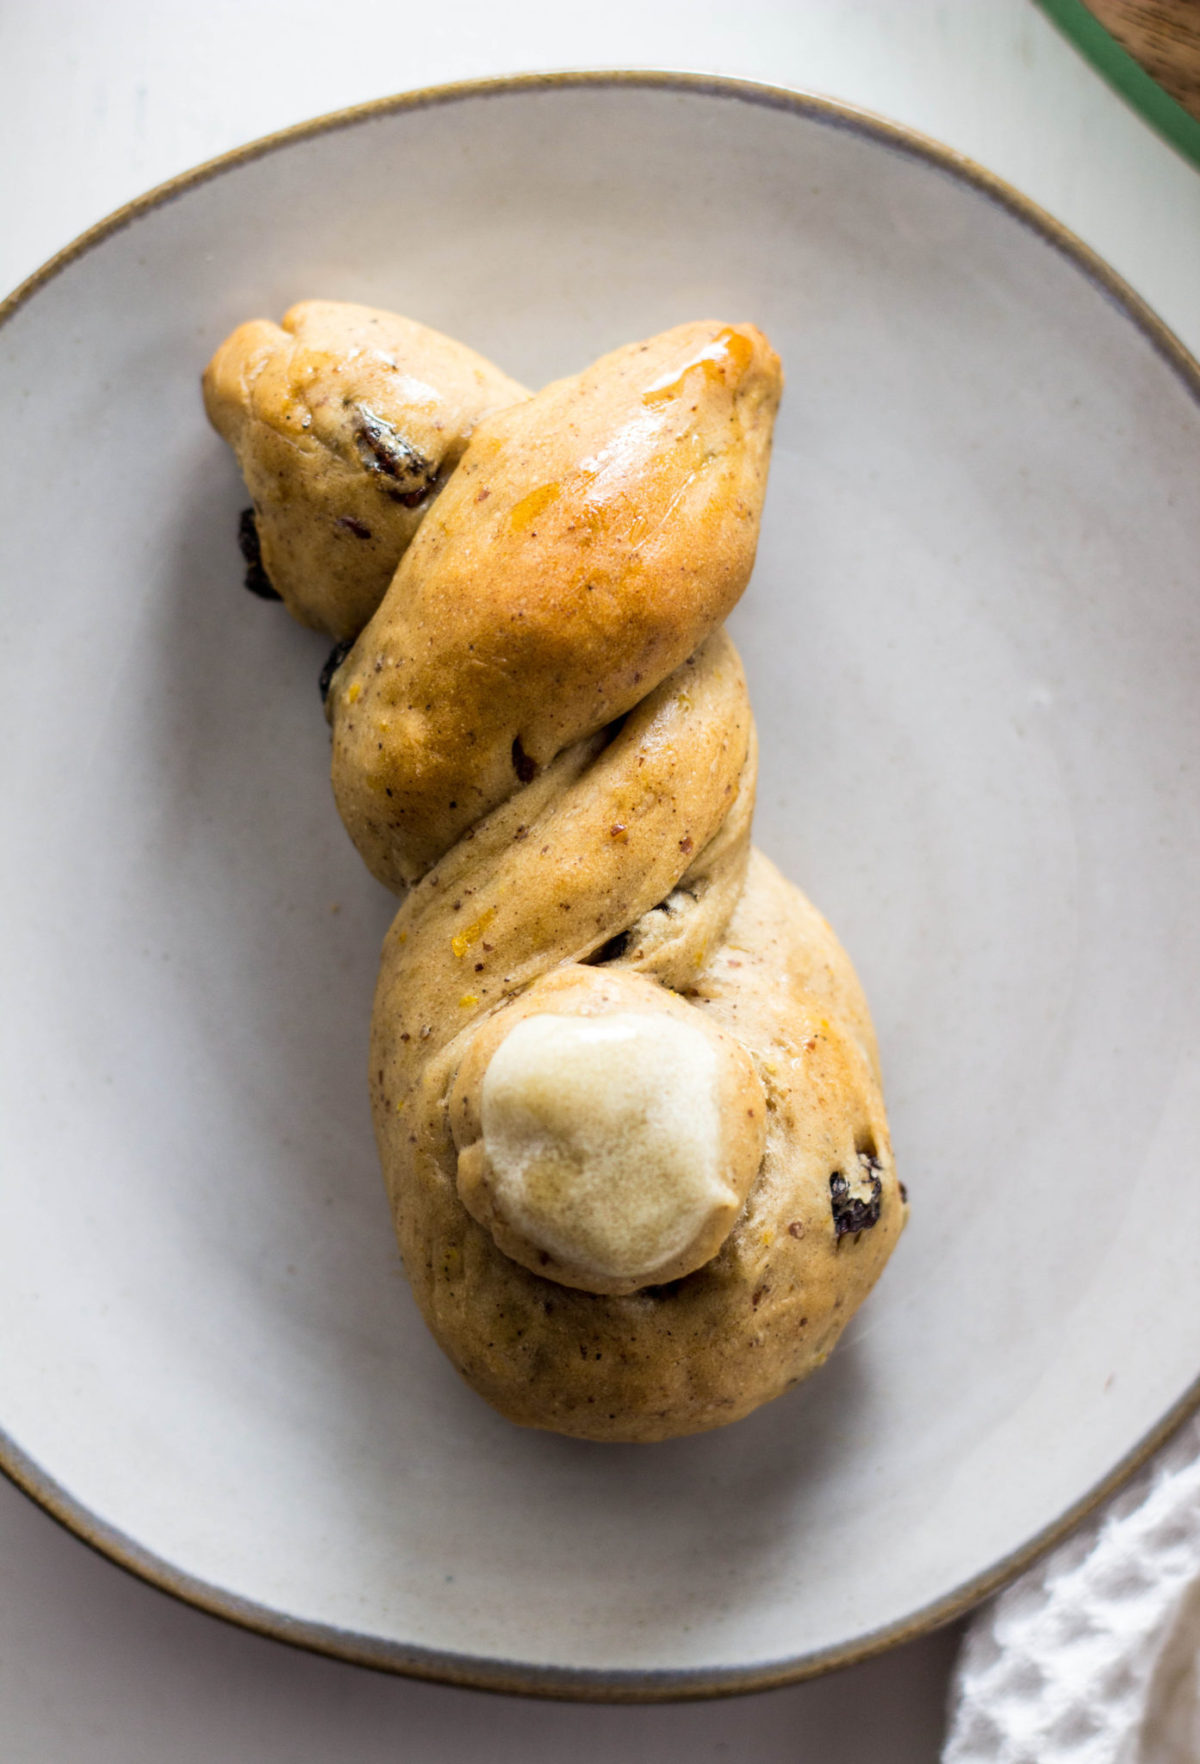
203, 300, 528, 640
328, 319, 782, 890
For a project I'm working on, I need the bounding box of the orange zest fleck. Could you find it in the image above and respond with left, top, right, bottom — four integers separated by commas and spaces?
509, 481, 561, 531
451, 905, 496, 959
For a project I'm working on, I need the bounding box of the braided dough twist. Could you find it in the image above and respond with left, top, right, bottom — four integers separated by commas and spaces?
205, 309, 906, 1442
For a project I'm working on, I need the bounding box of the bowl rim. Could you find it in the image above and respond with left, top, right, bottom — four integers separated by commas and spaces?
2, 67, 1199, 1703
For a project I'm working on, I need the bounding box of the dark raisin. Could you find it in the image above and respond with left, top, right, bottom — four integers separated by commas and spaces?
319, 638, 355, 704
336, 514, 373, 539
830, 1162, 883, 1239
512, 735, 537, 783
390, 483, 435, 509
644, 1277, 686, 1300
237, 508, 281, 600
353, 405, 436, 501
590, 929, 631, 965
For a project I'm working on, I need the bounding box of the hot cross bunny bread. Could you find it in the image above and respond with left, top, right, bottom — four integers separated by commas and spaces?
204, 309, 906, 1442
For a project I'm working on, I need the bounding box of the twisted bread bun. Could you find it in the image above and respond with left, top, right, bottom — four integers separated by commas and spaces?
202, 300, 527, 639
317, 319, 907, 1441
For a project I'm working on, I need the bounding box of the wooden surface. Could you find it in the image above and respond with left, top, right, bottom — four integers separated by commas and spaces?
1085, 0, 1200, 118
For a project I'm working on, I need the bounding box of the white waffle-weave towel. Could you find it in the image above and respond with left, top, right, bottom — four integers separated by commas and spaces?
944, 1412, 1200, 1764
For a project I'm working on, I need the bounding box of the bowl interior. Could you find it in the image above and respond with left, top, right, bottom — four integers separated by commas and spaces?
1, 78, 1199, 1690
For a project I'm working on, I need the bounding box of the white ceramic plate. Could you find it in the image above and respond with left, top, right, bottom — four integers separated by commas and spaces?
2, 74, 1199, 1699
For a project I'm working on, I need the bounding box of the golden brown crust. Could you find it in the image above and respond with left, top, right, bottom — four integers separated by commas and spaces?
202, 300, 527, 639
328, 320, 782, 889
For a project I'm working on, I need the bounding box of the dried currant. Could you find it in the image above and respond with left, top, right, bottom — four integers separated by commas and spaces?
319, 638, 355, 704
512, 735, 537, 783
237, 508, 281, 600
353, 405, 436, 505
590, 929, 631, 965
830, 1152, 883, 1239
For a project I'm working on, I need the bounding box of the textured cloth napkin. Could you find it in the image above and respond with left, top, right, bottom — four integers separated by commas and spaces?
944, 1412, 1200, 1764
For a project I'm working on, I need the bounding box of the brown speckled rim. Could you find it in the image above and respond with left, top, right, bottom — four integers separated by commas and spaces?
2, 70, 1200, 1703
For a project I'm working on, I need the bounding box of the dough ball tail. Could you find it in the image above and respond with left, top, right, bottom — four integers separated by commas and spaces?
449, 969, 768, 1297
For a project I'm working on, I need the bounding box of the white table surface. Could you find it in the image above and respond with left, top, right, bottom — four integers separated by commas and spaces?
2, 4, 1196, 1759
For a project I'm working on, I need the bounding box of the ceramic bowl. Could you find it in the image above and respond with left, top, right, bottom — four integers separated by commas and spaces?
2, 73, 1199, 1697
